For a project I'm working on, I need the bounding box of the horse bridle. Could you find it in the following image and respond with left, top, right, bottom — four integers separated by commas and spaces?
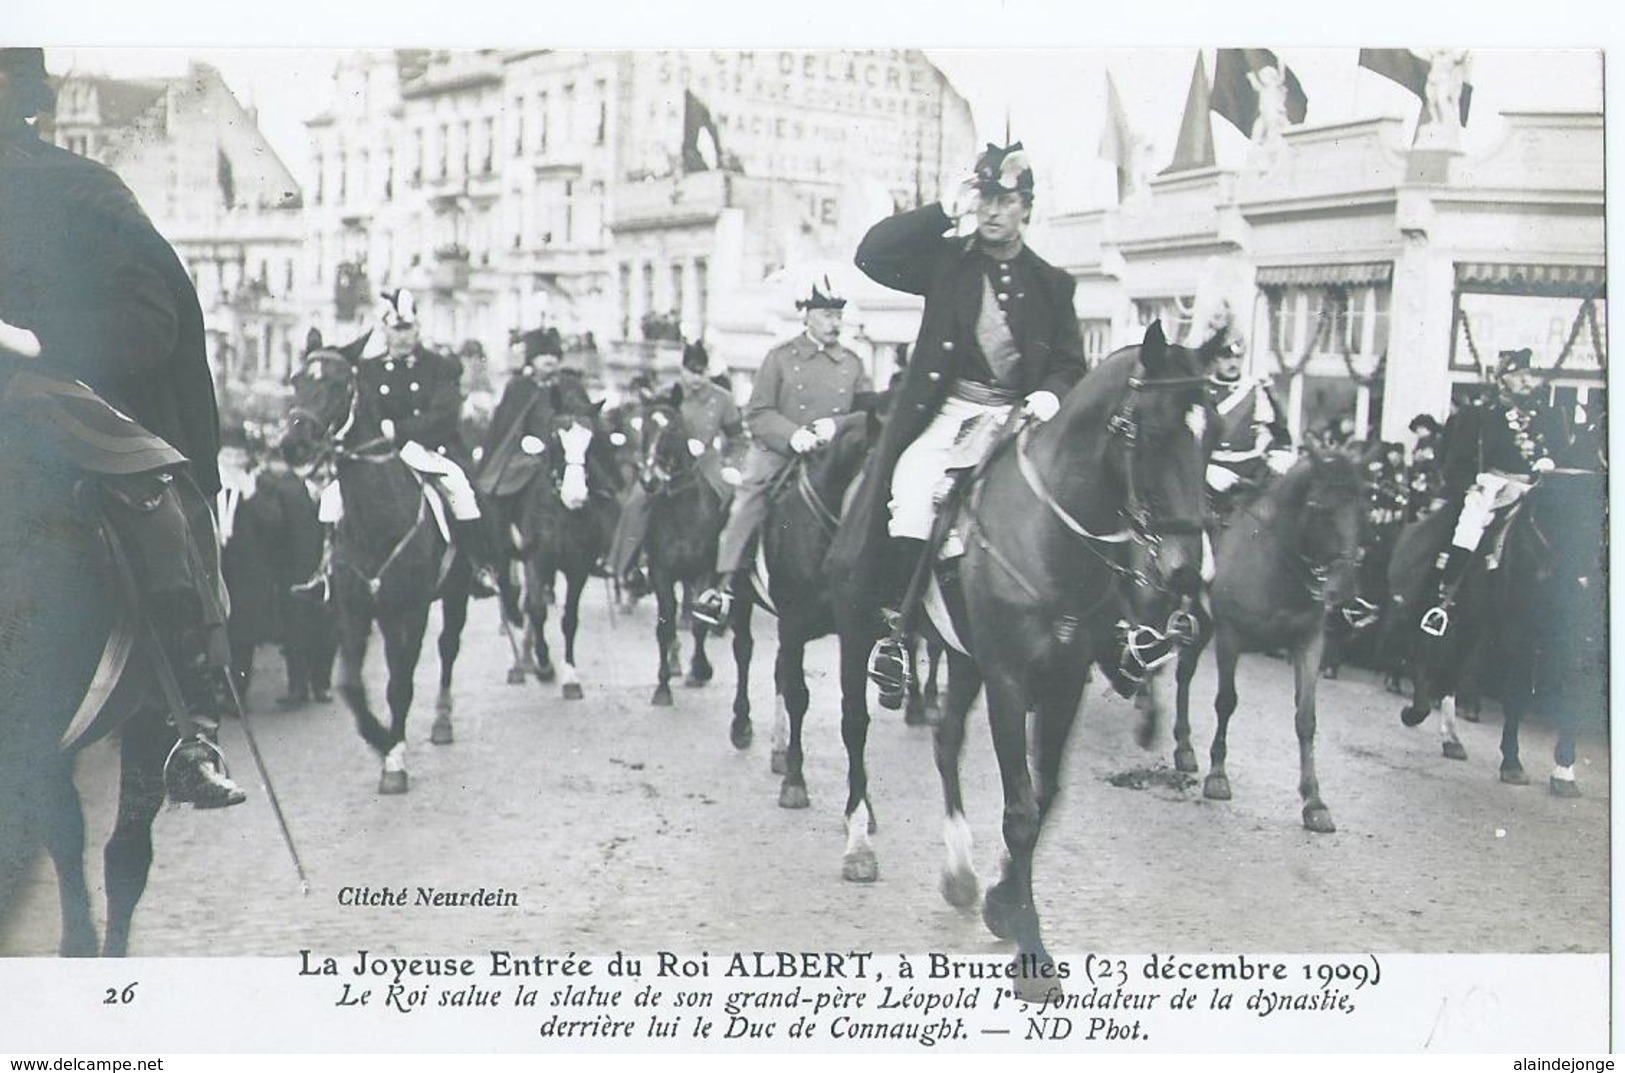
288, 353, 393, 466
638, 411, 702, 499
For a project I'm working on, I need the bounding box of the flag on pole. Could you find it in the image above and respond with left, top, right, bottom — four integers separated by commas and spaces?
681, 89, 723, 173
1097, 71, 1140, 202
1161, 53, 1215, 174
1211, 48, 1308, 135
1357, 48, 1472, 125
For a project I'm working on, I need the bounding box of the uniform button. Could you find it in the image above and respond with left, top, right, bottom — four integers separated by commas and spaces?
942, 340, 955, 351
412, 407, 422, 416
437, 445, 446, 455
410, 382, 421, 392
997, 292, 1009, 302
914, 403, 926, 411
927, 371, 941, 381
384, 360, 395, 371
379, 384, 391, 395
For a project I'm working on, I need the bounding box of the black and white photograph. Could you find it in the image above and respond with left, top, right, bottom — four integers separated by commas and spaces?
0, 1, 1612, 1056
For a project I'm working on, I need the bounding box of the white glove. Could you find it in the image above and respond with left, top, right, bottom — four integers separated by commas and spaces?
1206, 464, 1240, 492
1022, 391, 1061, 423
380, 418, 397, 441
1266, 449, 1296, 475
0, 317, 42, 359
1532, 456, 1556, 474
721, 466, 742, 486
686, 438, 707, 458
520, 434, 546, 455
810, 418, 837, 443
788, 428, 820, 454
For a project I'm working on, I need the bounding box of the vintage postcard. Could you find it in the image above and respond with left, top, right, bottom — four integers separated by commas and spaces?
0, 0, 1612, 1059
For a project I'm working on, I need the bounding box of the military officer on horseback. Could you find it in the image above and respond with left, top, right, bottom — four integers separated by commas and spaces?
1204, 329, 1292, 515
828, 142, 1087, 707
476, 325, 565, 555
694, 279, 872, 627
298, 290, 501, 599
0, 48, 244, 806
611, 340, 744, 592
1422, 347, 1565, 635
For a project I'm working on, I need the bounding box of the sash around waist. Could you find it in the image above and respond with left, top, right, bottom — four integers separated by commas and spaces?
949, 378, 1020, 407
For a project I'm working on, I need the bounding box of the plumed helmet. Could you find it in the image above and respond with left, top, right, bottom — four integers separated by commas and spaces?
795, 274, 846, 311
1495, 347, 1534, 377
0, 48, 55, 118
681, 339, 710, 373
972, 142, 1035, 199
380, 288, 418, 328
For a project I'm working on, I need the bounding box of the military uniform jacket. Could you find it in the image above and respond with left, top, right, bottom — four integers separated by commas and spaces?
742, 333, 871, 480
1440, 394, 1570, 496
476, 371, 557, 496
357, 345, 469, 466
0, 130, 222, 494
1209, 376, 1286, 464
829, 202, 1086, 604
666, 379, 745, 495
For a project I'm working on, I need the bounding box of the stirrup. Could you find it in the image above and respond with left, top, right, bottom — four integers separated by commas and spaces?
867, 635, 913, 711
163, 736, 247, 809
1419, 605, 1450, 638
693, 587, 732, 628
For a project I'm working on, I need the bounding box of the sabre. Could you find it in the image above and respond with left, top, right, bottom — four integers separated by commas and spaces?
224, 672, 311, 895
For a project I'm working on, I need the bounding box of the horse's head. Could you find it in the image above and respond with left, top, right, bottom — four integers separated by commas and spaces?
637, 402, 700, 495
283, 347, 360, 467
541, 371, 612, 511
1289, 445, 1368, 607
1089, 320, 1217, 601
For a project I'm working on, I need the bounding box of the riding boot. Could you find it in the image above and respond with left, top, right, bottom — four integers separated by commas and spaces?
290, 524, 335, 603
868, 537, 928, 710
158, 628, 247, 809
452, 518, 502, 599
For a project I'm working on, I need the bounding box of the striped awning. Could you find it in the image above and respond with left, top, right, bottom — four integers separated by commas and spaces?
1455, 263, 1606, 299
1255, 262, 1393, 288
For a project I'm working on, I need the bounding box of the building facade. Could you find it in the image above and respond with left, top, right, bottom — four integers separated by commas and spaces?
1043, 110, 1606, 446
49, 63, 306, 404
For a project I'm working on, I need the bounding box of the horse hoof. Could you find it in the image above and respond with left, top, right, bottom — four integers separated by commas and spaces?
770, 748, 787, 775
730, 719, 753, 750
506, 668, 527, 685
563, 682, 584, 700
1173, 746, 1198, 774
683, 675, 709, 689
841, 848, 878, 883
1011, 958, 1060, 1003
650, 685, 673, 707
1500, 765, 1530, 786
378, 770, 409, 795
430, 720, 454, 746
903, 700, 928, 727
1549, 776, 1581, 799
1203, 773, 1232, 801
1302, 806, 1337, 834
940, 868, 979, 911
1400, 705, 1429, 728
536, 665, 557, 684
778, 781, 810, 810
687, 663, 713, 685
981, 888, 1017, 942
921, 700, 942, 727
1443, 740, 1468, 761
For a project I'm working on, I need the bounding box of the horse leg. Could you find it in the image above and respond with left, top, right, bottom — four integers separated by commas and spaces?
338, 606, 393, 758
1205, 623, 1240, 801
651, 572, 677, 707
923, 641, 943, 725
39, 753, 95, 957
1292, 629, 1336, 833
937, 650, 983, 910
527, 560, 556, 683
686, 585, 714, 687
432, 587, 468, 743
839, 626, 879, 882
1546, 684, 1580, 797
377, 609, 428, 794
978, 666, 1052, 994
1172, 622, 1209, 774
777, 635, 812, 810
102, 708, 170, 957
1500, 686, 1531, 786
728, 593, 755, 749
770, 645, 792, 776
560, 571, 585, 700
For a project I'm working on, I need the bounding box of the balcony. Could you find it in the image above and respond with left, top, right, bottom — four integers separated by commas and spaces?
431, 244, 470, 292
611, 170, 731, 233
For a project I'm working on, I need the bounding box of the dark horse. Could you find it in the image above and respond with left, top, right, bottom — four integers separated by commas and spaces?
832, 323, 1214, 988
636, 401, 729, 707
1392, 468, 1606, 794
515, 370, 620, 700
727, 417, 875, 809
1171, 448, 1367, 833
0, 419, 171, 955
284, 347, 471, 793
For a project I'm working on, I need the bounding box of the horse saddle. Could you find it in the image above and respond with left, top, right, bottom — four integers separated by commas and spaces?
3, 368, 185, 478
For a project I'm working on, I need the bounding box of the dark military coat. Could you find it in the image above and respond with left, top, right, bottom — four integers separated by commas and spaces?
0, 129, 221, 493
356, 344, 469, 466
829, 202, 1086, 603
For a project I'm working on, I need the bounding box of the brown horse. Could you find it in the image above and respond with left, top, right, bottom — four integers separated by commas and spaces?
831, 322, 1215, 992
284, 346, 471, 793
1171, 448, 1368, 833
0, 416, 172, 956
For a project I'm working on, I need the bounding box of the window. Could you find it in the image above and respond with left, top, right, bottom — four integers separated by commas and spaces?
336, 151, 347, 204
460, 120, 472, 177
538, 92, 549, 153
594, 78, 608, 146
694, 258, 708, 335
563, 83, 576, 144
563, 180, 574, 244
438, 124, 449, 179
619, 262, 633, 339
312, 155, 324, 205
512, 97, 525, 156
383, 151, 395, 200
1133, 297, 1193, 343
1078, 318, 1113, 366
413, 129, 425, 183
481, 117, 494, 175
670, 263, 685, 323
641, 263, 655, 325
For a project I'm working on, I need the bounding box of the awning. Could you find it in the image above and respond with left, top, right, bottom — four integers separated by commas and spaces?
1255, 262, 1393, 288
1455, 263, 1606, 299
